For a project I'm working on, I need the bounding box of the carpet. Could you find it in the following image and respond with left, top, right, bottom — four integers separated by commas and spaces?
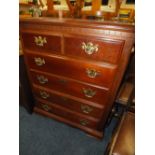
19, 106, 118, 155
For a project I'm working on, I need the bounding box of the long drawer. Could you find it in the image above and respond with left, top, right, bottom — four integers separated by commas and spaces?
26, 52, 117, 89
31, 70, 109, 104
21, 32, 61, 54
33, 86, 105, 118
35, 99, 99, 129
64, 35, 124, 64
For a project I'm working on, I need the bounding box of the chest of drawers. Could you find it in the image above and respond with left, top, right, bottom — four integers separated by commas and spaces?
20, 17, 134, 139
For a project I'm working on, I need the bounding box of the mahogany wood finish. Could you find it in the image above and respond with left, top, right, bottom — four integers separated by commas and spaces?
30, 72, 109, 104
35, 99, 99, 129
21, 33, 61, 54
26, 52, 117, 88
20, 17, 134, 138
33, 88, 104, 118
36, 99, 98, 129
64, 35, 124, 64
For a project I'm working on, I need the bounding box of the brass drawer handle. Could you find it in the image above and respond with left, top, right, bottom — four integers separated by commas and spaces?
83, 88, 96, 98
80, 120, 89, 126
81, 105, 93, 114
37, 75, 48, 84
86, 68, 100, 78
34, 36, 47, 46
34, 57, 45, 66
82, 42, 98, 55
42, 104, 50, 111
40, 91, 50, 99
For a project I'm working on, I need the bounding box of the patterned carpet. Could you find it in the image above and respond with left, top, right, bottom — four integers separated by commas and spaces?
19, 106, 118, 155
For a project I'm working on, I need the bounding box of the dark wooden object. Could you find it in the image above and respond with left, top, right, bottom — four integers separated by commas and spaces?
105, 112, 135, 155
106, 52, 135, 125
20, 17, 134, 138
105, 52, 135, 152
115, 51, 135, 109
19, 55, 34, 113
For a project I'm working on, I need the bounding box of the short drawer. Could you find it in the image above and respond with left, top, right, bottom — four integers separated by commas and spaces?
33, 86, 104, 118
21, 33, 61, 54
31, 71, 109, 104
35, 100, 99, 129
26, 53, 117, 89
64, 35, 124, 64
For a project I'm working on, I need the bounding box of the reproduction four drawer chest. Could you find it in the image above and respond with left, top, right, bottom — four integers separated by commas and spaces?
20, 17, 134, 138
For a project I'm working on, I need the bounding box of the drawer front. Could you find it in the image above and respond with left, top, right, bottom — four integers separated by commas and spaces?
27, 53, 117, 88
35, 100, 99, 129
33, 86, 104, 118
64, 36, 124, 64
31, 71, 109, 104
21, 33, 61, 54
